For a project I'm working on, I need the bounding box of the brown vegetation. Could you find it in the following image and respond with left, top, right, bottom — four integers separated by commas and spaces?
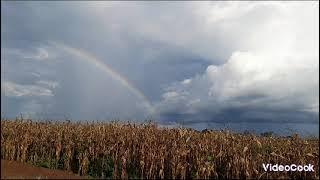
1, 119, 319, 179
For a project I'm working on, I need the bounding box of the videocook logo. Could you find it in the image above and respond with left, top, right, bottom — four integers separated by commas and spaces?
263, 164, 315, 172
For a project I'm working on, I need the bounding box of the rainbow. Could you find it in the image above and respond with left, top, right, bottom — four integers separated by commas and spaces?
51, 41, 153, 112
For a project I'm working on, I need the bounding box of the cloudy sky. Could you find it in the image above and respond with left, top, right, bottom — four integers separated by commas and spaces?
1, 2, 319, 135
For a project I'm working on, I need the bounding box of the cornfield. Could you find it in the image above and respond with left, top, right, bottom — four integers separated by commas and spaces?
1, 119, 319, 179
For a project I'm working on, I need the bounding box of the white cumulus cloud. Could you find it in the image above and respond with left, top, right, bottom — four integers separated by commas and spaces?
153, 2, 319, 123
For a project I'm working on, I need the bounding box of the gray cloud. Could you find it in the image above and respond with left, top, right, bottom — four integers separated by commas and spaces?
155, 42, 318, 124
1, 1, 319, 135
2, 81, 55, 97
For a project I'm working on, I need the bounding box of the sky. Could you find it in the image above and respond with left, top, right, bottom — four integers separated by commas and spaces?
1, 2, 319, 136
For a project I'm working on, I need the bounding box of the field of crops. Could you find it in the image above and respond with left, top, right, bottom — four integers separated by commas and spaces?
1, 119, 319, 179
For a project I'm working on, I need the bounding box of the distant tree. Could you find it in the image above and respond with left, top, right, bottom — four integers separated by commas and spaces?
201, 128, 212, 133
243, 130, 252, 136
261, 131, 274, 137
